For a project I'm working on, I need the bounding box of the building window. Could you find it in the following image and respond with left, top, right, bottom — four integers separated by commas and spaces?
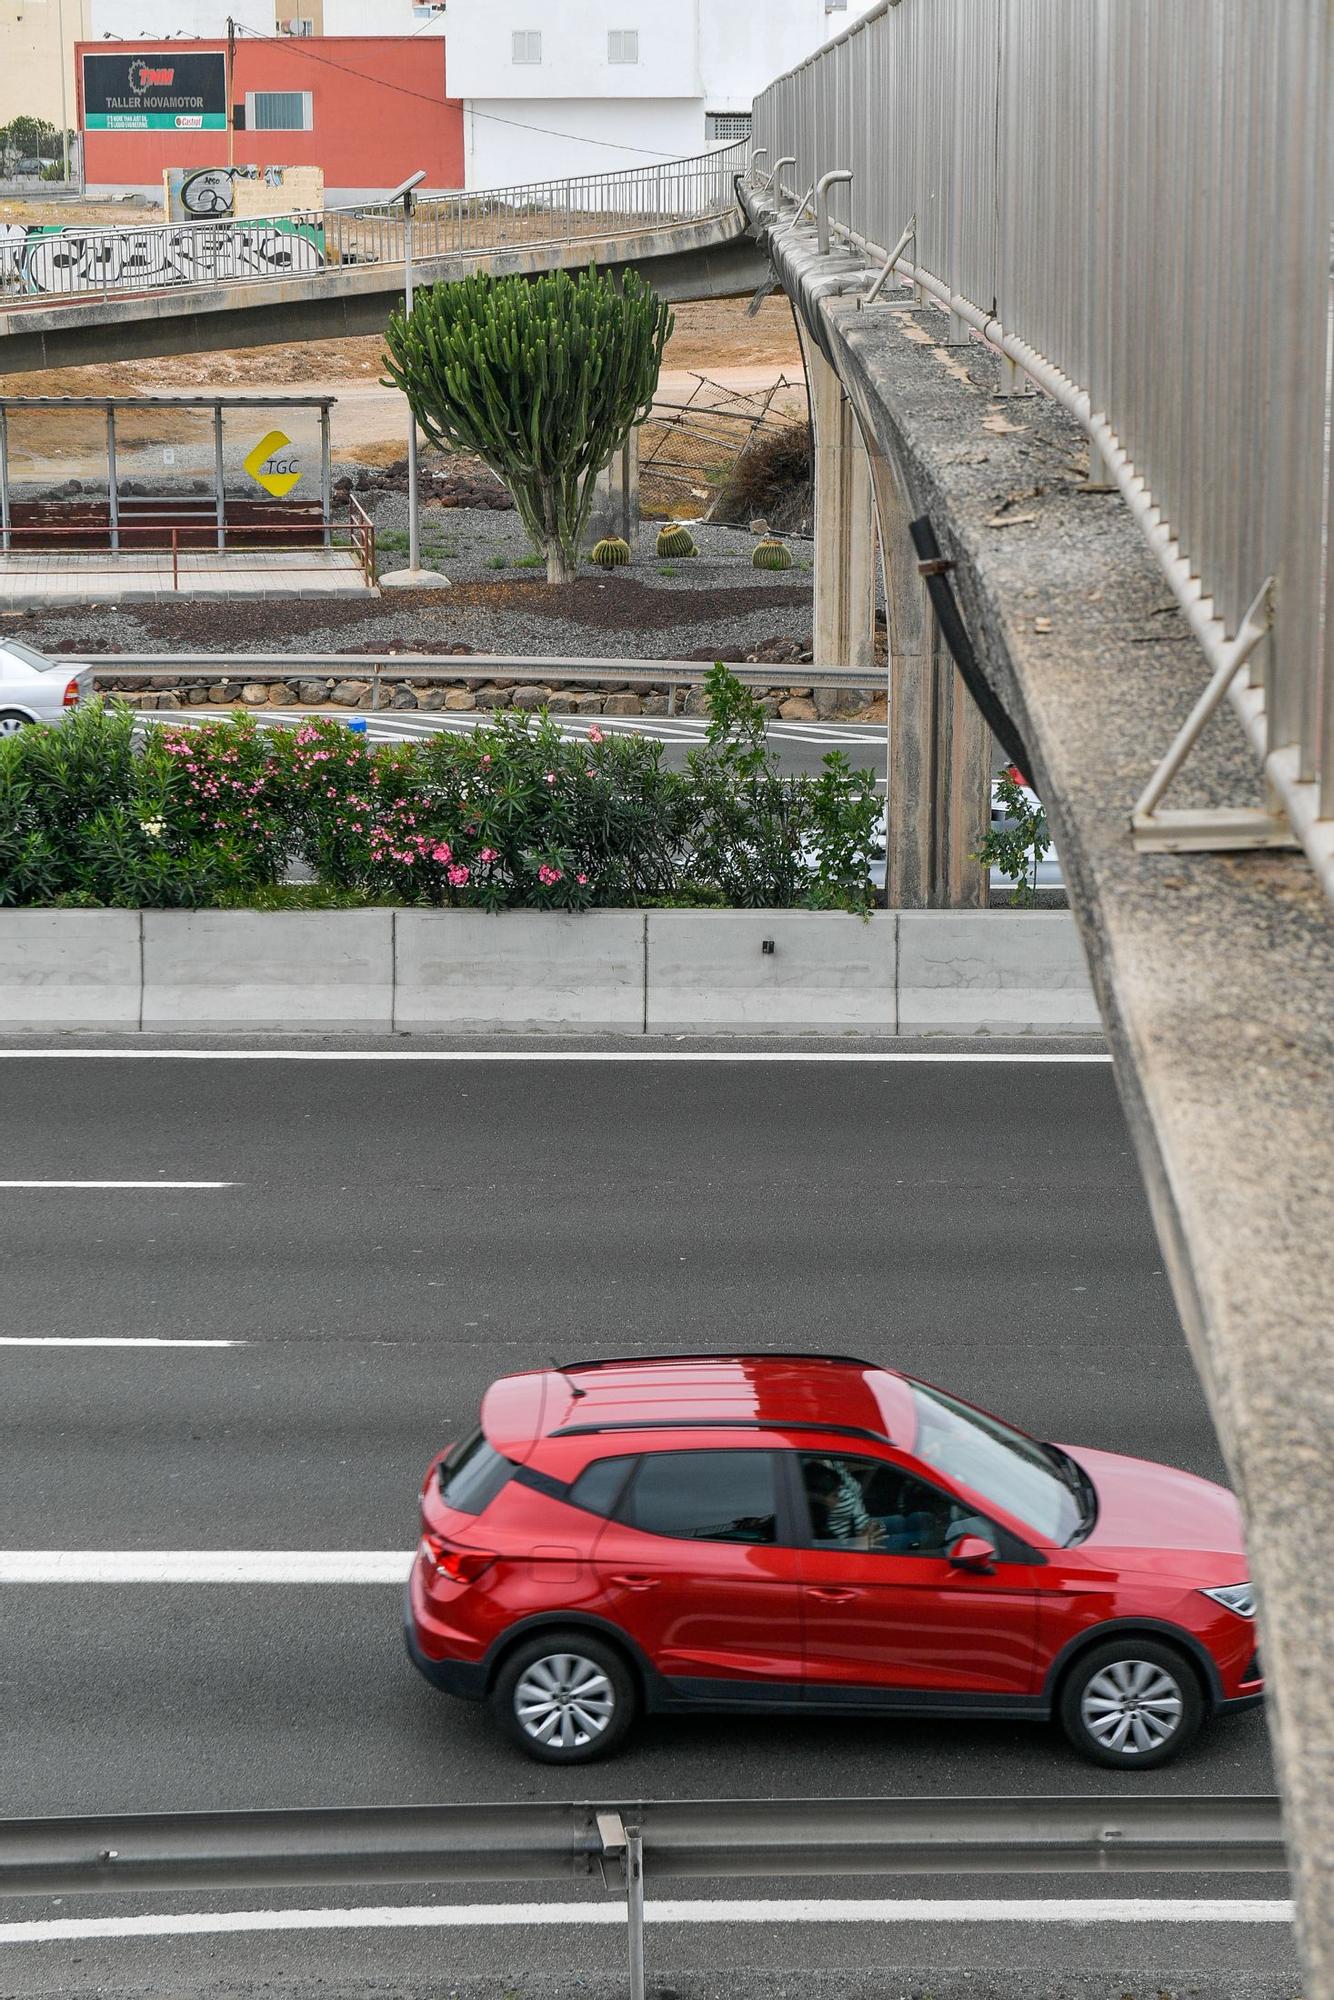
706, 112, 752, 142
511, 30, 541, 64
246, 90, 313, 131
607, 30, 639, 64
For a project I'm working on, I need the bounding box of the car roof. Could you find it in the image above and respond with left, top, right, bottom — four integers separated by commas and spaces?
480, 1353, 915, 1458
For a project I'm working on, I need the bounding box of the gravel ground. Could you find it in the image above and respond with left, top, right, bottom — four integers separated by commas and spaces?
6, 506, 817, 665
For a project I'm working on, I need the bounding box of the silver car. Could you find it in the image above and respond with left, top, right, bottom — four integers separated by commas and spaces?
0, 640, 93, 734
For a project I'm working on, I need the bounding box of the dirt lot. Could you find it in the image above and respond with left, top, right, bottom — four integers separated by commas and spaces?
0, 295, 802, 401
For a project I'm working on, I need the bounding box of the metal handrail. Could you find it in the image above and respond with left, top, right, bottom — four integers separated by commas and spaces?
749, 2, 1333, 900
0, 142, 747, 311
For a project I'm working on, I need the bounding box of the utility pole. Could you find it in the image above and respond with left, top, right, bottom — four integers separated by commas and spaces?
57, 0, 70, 184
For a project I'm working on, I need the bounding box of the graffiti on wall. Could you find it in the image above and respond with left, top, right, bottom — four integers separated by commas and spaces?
0, 217, 325, 300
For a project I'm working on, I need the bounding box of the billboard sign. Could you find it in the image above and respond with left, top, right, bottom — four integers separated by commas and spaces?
83, 51, 228, 132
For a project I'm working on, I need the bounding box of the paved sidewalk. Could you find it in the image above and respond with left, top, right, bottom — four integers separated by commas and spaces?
0, 547, 373, 606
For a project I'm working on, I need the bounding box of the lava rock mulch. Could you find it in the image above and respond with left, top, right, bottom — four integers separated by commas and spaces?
7, 508, 815, 667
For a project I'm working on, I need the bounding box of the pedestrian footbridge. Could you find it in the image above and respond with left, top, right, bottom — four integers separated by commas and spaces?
0, 143, 765, 373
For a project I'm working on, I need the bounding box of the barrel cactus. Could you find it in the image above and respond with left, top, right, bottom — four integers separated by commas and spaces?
383, 265, 672, 584
752, 536, 793, 571
656, 523, 698, 558
590, 536, 631, 568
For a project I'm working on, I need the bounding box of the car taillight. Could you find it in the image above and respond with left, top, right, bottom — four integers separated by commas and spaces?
63, 678, 81, 710
419, 1534, 494, 1584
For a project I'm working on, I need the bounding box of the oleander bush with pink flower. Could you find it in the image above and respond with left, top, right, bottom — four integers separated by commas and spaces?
0, 667, 881, 914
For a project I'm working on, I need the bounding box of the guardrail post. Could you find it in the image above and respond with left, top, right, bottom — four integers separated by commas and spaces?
598, 1811, 645, 2000
625, 1825, 645, 2000
371, 663, 382, 711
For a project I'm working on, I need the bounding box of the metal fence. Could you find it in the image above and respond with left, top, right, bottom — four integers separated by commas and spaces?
0, 1794, 1289, 2000
0, 143, 747, 310
749, 0, 1333, 899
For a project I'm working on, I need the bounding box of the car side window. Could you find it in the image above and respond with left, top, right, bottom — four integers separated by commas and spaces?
567, 1454, 637, 1519
623, 1450, 779, 1545
799, 1453, 984, 1557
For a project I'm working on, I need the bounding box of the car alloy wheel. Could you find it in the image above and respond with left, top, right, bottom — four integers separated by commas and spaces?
1080, 1658, 1183, 1755
516, 1656, 620, 1752
514, 1651, 616, 1750
492, 1629, 637, 1764
0, 712, 31, 736
1060, 1636, 1204, 1768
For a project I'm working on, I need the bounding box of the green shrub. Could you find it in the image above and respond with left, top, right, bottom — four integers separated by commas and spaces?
0, 679, 880, 915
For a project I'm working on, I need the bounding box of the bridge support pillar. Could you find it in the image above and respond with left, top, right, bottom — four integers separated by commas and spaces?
588, 429, 640, 547
804, 334, 877, 678
868, 444, 991, 909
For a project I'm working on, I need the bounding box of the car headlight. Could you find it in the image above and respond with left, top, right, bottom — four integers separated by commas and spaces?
1202, 1582, 1256, 1619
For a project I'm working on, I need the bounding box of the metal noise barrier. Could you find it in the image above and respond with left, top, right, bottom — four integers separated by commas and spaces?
749, 0, 1334, 903
0, 1794, 1287, 1898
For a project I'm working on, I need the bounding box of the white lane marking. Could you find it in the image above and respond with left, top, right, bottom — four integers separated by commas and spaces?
153, 709, 879, 750
0, 1898, 1296, 1945
0, 1552, 412, 1584
0, 1052, 1112, 1064
0, 1180, 233, 1189
0, 1338, 240, 1349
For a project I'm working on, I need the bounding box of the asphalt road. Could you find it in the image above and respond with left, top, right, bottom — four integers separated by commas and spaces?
152, 703, 895, 783
0, 1041, 1291, 1998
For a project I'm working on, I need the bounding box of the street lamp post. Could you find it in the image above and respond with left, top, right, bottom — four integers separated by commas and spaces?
379, 170, 450, 592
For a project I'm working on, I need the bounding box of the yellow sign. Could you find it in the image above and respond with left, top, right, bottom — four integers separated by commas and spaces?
243, 429, 301, 498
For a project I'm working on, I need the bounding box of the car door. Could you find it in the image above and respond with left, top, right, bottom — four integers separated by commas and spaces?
590, 1447, 805, 1694
792, 1450, 1042, 1699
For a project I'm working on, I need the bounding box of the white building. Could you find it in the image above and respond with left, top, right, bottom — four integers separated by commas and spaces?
86, 1, 442, 38
445, 0, 880, 186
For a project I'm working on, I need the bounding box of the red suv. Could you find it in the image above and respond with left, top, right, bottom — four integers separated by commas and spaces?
404, 1354, 1262, 1767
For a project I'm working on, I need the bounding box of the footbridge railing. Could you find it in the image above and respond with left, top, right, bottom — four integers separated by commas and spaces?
0, 142, 747, 312
750, 0, 1333, 902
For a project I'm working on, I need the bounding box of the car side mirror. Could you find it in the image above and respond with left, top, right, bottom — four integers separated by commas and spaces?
948, 1533, 997, 1573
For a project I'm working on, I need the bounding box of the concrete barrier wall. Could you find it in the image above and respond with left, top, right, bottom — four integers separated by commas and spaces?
0, 909, 1098, 1035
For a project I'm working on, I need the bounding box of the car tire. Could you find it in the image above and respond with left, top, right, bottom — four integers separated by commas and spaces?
491, 1631, 637, 1765
0, 710, 33, 737
1059, 1637, 1204, 1769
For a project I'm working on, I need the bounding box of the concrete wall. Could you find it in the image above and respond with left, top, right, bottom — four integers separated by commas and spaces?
0, 909, 1096, 1035
463, 99, 705, 188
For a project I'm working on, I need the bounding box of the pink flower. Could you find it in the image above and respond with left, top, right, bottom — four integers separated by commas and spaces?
481, 754, 491, 767
587, 725, 603, 744
577, 873, 588, 886
447, 864, 470, 887
431, 842, 453, 864
538, 863, 564, 887
544, 771, 556, 785
479, 846, 498, 864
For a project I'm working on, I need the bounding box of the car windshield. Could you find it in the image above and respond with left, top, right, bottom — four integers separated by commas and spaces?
4, 640, 55, 672
908, 1380, 1087, 1545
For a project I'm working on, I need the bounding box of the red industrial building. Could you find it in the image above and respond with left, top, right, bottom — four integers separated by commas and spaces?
76, 37, 463, 202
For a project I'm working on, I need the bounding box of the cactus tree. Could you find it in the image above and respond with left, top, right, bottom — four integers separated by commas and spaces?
383, 265, 672, 585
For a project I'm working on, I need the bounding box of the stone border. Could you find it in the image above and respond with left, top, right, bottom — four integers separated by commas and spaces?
101, 676, 880, 725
